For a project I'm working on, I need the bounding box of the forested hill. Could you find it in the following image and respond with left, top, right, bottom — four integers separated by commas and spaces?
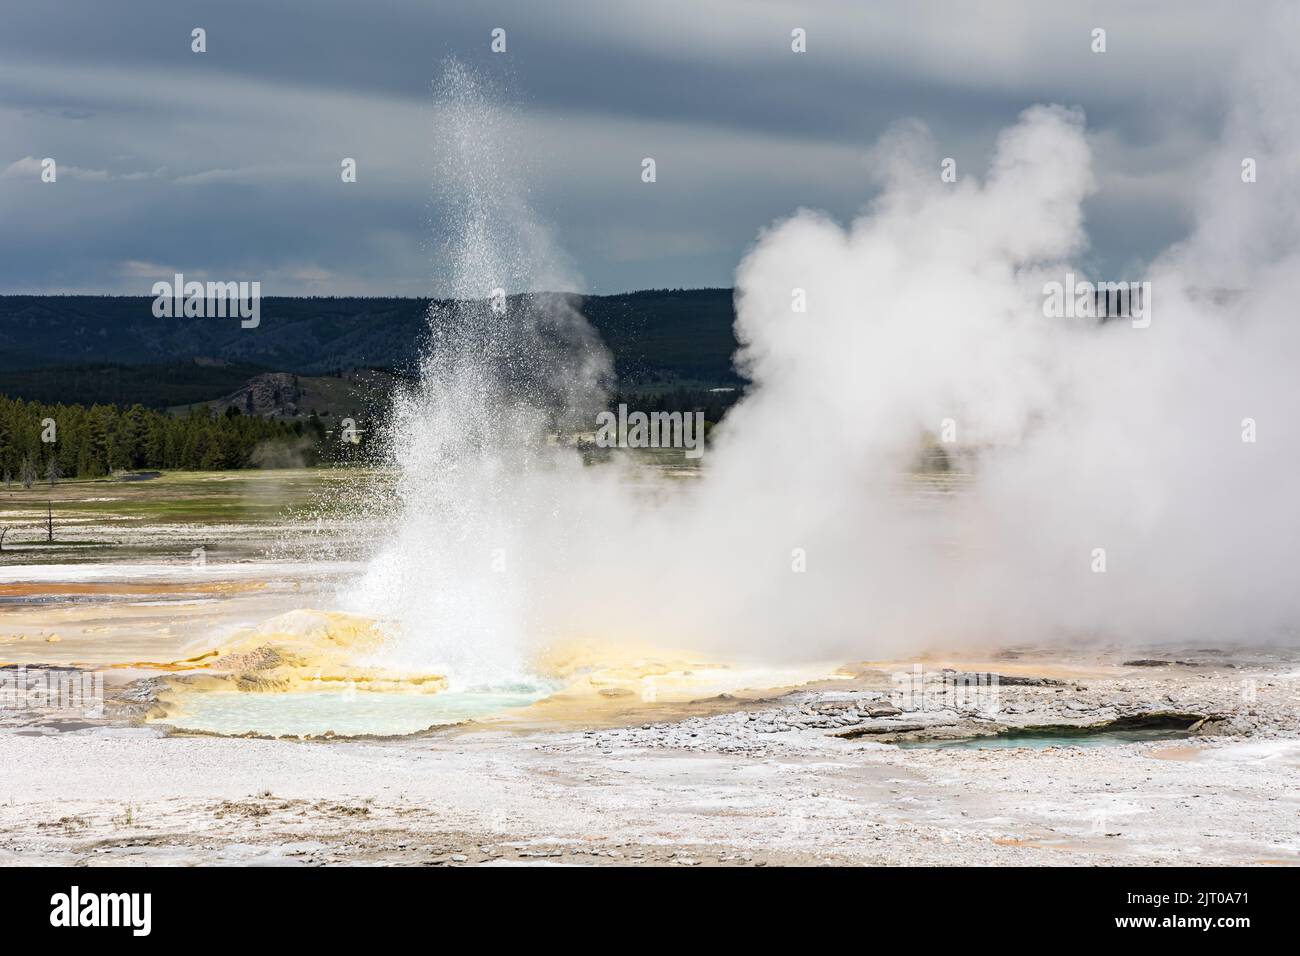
0, 289, 741, 385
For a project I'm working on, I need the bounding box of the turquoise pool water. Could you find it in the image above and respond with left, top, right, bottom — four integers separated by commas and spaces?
164, 684, 553, 738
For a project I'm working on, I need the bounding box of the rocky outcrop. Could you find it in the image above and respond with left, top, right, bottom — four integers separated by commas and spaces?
209, 372, 301, 418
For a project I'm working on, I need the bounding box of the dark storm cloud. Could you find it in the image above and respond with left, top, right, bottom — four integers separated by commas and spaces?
0, 1, 1259, 294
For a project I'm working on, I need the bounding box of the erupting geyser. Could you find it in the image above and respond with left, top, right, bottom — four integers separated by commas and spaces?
344, 61, 613, 688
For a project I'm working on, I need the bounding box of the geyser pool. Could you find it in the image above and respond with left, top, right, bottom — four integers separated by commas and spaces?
162, 683, 554, 738
896, 728, 1193, 751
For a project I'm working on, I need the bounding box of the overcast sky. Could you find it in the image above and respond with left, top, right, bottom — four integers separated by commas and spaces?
0, 1, 1266, 296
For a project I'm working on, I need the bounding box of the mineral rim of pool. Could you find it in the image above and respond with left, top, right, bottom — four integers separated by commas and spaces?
896, 728, 1194, 750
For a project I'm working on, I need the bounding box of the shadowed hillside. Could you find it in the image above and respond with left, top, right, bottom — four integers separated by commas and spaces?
0, 290, 741, 406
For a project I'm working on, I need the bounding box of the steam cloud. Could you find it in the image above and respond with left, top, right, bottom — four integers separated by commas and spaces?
348, 41, 1300, 684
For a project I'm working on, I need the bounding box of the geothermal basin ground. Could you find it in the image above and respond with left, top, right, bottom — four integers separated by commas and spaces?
1, 468, 1297, 866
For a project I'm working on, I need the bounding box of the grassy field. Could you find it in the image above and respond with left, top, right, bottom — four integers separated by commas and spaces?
0, 449, 701, 564
0, 468, 388, 567
1, 469, 370, 525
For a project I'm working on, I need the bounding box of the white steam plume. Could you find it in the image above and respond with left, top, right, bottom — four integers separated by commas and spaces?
348, 33, 1300, 682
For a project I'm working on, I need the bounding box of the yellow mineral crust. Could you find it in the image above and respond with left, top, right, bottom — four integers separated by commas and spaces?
532, 638, 848, 706
179, 609, 446, 694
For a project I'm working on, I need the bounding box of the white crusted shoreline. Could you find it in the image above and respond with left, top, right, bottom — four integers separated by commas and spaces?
2, 650, 1296, 867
